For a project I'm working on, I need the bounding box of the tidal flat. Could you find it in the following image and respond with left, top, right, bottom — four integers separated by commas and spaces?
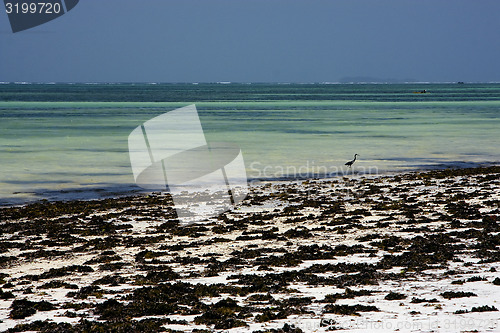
1, 166, 499, 332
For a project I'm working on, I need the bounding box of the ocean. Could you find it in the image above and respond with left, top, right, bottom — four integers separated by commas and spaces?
0, 82, 499, 205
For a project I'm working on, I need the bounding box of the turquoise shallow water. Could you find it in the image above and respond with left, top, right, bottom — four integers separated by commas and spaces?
0, 83, 499, 205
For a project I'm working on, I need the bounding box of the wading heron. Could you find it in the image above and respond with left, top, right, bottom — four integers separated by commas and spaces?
345, 154, 359, 168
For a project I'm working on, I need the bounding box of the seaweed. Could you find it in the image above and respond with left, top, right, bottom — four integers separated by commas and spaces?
246, 293, 274, 303
1, 166, 499, 329
94, 298, 175, 320
22, 265, 94, 281
377, 234, 458, 270
470, 305, 498, 312
370, 235, 405, 251
356, 233, 381, 242
38, 281, 78, 289
467, 276, 487, 282
6, 318, 174, 333
0, 288, 14, 299
410, 297, 438, 303
455, 305, 498, 314
84, 254, 123, 265
321, 288, 375, 302
283, 226, 313, 238
99, 262, 127, 271
66, 285, 103, 299
0, 255, 17, 266
93, 274, 129, 286
254, 308, 289, 322
230, 266, 382, 292
320, 318, 339, 330
0, 272, 10, 284
323, 304, 379, 315
194, 298, 247, 329
440, 291, 477, 299
384, 291, 406, 300
9, 299, 56, 319
250, 244, 371, 268
445, 201, 482, 220
135, 250, 169, 263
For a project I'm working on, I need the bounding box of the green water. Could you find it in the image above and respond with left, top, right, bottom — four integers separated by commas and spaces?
0, 83, 499, 205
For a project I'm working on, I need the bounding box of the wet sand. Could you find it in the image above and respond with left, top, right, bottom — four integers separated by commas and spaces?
1, 166, 500, 332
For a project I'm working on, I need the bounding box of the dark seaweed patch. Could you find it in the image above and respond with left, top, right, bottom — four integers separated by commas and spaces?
410, 297, 438, 303
6, 318, 172, 333
378, 234, 458, 270
283, 226, 313, 238
254, 308, 289, 322
370, 235, 405, 252
384, 291, 407, 300
467, 276, 487, 282
0, 273, 9, 284
321, 288, 375, 302
0, 255, 17, 266
194, 298, 247, 329
99, 262, 127, 271
471, 305, 498, 312
84, 254, 123, 265
38, 281, 78, 289
9, 299, 56, 319
323, 304, 379, 315
455, 305, 498, 314
67, 285, 103, 299
22, 265, 94, 281
93, 274, 129, 286
246, 293, 274, 303
0, 288, 14, 299
445, 201, 482, 219
440, 291, 477, 299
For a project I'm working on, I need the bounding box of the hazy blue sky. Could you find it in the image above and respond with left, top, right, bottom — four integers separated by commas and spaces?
1, 0, 499, 83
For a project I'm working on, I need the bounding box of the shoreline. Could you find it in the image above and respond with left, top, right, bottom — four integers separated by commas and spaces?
0, 166, 499, 332
1, 162, 498, 209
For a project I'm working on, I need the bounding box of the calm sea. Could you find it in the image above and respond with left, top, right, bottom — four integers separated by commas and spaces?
1, 83, 499, 205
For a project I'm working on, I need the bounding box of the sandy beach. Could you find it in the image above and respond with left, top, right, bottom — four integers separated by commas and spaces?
1, 166, 499, 332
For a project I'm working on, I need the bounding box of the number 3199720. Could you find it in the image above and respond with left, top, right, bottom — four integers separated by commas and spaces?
5, 2, 62, 14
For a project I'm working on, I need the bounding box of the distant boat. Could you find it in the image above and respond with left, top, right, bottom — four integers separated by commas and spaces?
413, 89, 428, 94
457, 82, 465, 84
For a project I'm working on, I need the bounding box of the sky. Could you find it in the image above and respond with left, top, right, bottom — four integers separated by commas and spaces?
1, 0, 500, 83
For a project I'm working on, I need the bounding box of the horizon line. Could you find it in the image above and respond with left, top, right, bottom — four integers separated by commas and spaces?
2, 81, 500, 85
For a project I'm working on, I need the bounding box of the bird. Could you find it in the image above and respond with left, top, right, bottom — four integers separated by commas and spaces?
345, 154, 359, 168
